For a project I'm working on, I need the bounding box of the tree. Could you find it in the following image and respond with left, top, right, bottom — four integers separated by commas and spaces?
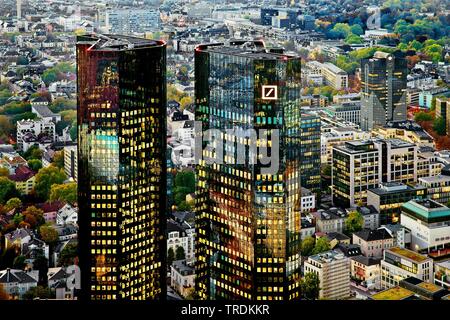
42, 69, 58, 86
23, 145, 43, 160
52, 151, 65, 169
13, 255, 26, 269
312, 237, 331, 255
16, 56, 29, 65
414, 111, 433, 122
180, 96, 193, 110
301, 236, 315, 256
34, 166, 67, 200
345, 210, 364, 234
23, 205, 45, 228
0, 115, 13, 139
176, 246, 186, 260
5, 197, 22, 211
345, 34, 363, 44
0, 284, 10, 300
0, 246, 18, 269
301, 272, 320, 300
23, 286, 53, 300
12, 213, 23, 226
58, 242, 78, 266
0, 167, 9, 177
433, 116, 447, 136
0, 177, 18, 205
27, 159, 42, 172
49, 182, 77, 204
39, 225, 59, 245
33, 251, 49, 285
168, 247, 175, 266
350, 24, 364, 36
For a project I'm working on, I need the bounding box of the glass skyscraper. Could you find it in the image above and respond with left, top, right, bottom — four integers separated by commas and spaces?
300, 112, 321, 196
195, 41, 302, 300
77, 34, 166, 300
360, 51, 407, 131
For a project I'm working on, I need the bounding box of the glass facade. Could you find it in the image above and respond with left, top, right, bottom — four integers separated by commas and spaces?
360, 51, 407, 131
300, 113, 321, 196
77, 34, 166, 300
195, 41, 302, 300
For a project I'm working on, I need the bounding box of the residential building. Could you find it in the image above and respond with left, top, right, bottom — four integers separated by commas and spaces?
306, 61, 348, 90
8, 166, 36, 195
64, 145, 77, 181
300, 187, 316, 212
313, 207, 347, 234
16, 118, 55, 152
350, 255, 381, 290
401, 199, 450, 257
195, 41, 302, 300
379, 224, 412, 249
77, 34, 167, 300
434, 260, 450, 290
372, 120, 434, 149
56, 204, 78, 226
31, 102, 61, 123
300, 217, 315, 240
380, 247, 433, 289
360, 51, 407, 131
0, 154, 27, 175
352, 229, 394, 258
304, 250, 351, 300
167, 220, 195, 264
170, 260, 195, 299
0, 269, 39, 299
356, 206, 380, 230
367, 182, 427, 224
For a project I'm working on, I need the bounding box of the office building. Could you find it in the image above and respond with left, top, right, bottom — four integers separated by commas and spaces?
418, 166, 450, 205
350, 256, 381, 290
107, 9, 160, 35
306, 61, 348, 90
401, 199, 450, 256
435, 97, 450, 135
321, 127, 370, 165
367, 182, 427, 225
304, 250, 351, 300
300, 112, 321, 195
380, 247, 433, 289
195, 40, 302, 300
332, 140, 381, 208
360, 51, 407, 131
312, 208, 347, 234
77, 34, 167, 300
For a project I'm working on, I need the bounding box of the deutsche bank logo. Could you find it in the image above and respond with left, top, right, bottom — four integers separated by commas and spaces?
262, 85, 278, 100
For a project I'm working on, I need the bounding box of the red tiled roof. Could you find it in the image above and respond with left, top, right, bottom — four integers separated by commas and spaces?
9, 166, 35, 182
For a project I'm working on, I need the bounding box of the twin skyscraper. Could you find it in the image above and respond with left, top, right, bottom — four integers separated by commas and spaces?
76, 34, 303, 301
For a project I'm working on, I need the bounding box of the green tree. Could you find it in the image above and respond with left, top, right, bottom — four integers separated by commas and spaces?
345, 210, 364, 234
23, 145, 43, 160
433, 116, 447, 136
0, 167, 9, 177
23, 286, 53, 300
312, 237, 331, 255
42, 69, 57, 85
345, 34, 363, 44
34, 166, 67, 200
12, 213, 23, 226
49, 182, 77, 204
168, 247, 175, 266
0, 177, 18, 205
13, 255, 26, 269
23, 206, 45, 227
301, 272, 320, 300
57, 243, 78, 266
16, 56, 29, 65
175, 246, 186, 260
39, 225, 59, 245
350, 24, 364, 36
27, 159, 43, 172
5, 197, 22, 211
414, 111, 433, 122
301, 236, 315, 256
52, 151, 65, 169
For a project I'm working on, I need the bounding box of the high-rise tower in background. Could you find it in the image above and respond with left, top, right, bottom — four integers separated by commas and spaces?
360, 51, 407, 131
77, 34, 166, 300
17, 0, 22, 19
195, 41, 302, 300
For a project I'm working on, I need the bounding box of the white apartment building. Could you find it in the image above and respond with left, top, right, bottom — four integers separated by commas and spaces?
64, 145, 77, 181
306, 61, 348, 90
304, 250, 351, 300
16, 118, 55, 151
400, 199, 450, 255
167, 221, 195, 263
380, 247, 433, 289
300, 187, 316, 212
